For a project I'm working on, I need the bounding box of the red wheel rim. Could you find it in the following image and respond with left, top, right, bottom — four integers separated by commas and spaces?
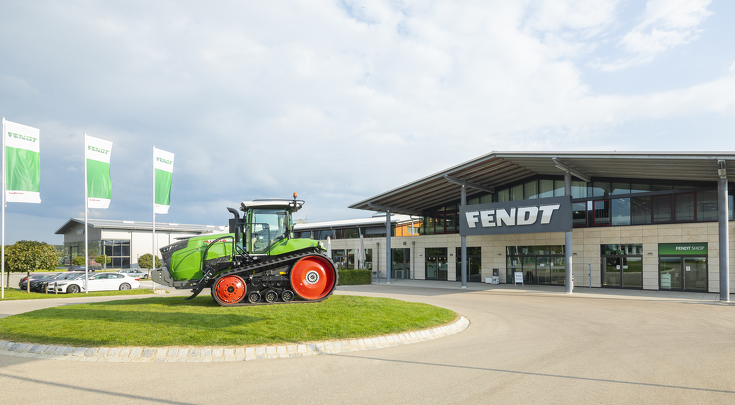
290, 255, 336, 301
213, 275, 247, 304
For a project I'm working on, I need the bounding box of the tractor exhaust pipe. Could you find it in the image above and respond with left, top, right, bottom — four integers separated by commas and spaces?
227, 207, 241, 244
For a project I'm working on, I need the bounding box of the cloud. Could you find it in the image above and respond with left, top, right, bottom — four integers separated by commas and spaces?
0, 1, 732, 243
591, 0, 712, 71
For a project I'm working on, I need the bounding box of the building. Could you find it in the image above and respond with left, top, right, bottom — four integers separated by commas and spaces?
293, 213, 421, 274
55, 218, 227, 268
309, 152, 734, 299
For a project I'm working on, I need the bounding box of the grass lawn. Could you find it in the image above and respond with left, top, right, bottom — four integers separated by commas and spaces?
0, 295, 457, 347
0, 288, 158, 300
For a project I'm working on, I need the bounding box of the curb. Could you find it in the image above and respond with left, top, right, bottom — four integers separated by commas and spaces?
0, 316, 469, 363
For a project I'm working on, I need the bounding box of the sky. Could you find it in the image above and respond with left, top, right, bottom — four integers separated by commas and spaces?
1, 0, 735, 245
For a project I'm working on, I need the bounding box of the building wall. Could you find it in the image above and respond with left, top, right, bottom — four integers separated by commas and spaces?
321, 221, 735, 293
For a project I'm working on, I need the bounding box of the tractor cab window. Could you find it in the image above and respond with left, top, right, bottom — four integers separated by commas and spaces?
250, 209, 289, 254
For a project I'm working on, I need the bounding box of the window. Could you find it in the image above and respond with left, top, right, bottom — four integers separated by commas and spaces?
675, 193, 695, 222
524, 180, 538, 199
591, 182, 611, 197
571, 181, 587, 198
497, 189, 509, 202
653, 195, 672, 223
539, 179, 554, 198
573, 202, 586, 227
696, 189, 717, 221
511, 184, 523, 201
631, 196, 652, 225
103, 240, 131, 269
611, 198, 631, 226
593, 200, 611, 226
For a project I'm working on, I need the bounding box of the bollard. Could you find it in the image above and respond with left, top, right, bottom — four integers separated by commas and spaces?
55, 282, 58, 295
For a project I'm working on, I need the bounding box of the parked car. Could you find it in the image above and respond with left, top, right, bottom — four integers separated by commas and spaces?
67, 265, 95, 272
34, 272, 87, 292
117, 268, 149, 279
42, 272, 88, 293
18, 274, 52, 290
27, 273, 64, 292
47, 272, 141, 294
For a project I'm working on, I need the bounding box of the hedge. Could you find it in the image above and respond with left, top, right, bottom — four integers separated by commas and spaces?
337, 269, 372, 286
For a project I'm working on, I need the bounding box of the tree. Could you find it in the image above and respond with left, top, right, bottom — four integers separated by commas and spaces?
3, 240, 59, 289
72, 256, 85, 266
138, 254, 162, 269
95, 255, 112, 269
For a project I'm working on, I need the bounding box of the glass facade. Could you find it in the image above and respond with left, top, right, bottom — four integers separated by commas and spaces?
506, 245, 565, 286
455, 247, 481, 282
601, 244, 643, 289
418, 177, 734, 234
425, 248, 448, 280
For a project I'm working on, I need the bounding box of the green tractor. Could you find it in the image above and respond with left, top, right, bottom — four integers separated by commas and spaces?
151, 194, 337, 306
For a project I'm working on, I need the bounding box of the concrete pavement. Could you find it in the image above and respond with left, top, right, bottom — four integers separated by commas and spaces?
1, 281, 734, 404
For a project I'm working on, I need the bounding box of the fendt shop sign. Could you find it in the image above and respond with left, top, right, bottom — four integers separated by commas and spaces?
459, 196, 572, 236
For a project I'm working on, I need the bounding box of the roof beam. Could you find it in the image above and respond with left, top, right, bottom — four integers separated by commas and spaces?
553, 158, 591, 183
443, 175, 495, 193
367, 202, 423, 216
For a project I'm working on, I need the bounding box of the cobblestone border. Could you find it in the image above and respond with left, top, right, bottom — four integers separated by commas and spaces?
0, 316, 469, 363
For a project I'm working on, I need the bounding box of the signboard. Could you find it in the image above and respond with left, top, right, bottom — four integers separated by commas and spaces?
459, 196, 572, 236
661, 273, 671, 288
514, 271, 524, 286
658, 243, 707, 256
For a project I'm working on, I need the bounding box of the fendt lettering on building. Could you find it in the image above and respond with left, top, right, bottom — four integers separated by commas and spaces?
458, 196, 572, 236
465, 204, 561, 229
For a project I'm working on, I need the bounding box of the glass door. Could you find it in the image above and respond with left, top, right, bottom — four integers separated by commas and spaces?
522, 257, 536, 284
659, 257, 682, 290
550, 257, 566, 285
623, 257, 642, 288
603, 257, 622, 287
683, 257, 707, 291
425, 248, 448, 281
536, 257, 551, 284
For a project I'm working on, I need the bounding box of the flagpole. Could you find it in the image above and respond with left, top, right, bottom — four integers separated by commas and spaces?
84, 133, 89, 294
152, 146, 156, 292
1, 117, 6, 299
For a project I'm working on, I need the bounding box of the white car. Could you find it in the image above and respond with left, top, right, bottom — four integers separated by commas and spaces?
47, 272, 141, 294
117, 268, 149, 279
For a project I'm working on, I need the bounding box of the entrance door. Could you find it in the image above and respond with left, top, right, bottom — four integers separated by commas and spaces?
659, 257, 682, 290
684, 257, 707, 291
603, 257, 622, 287
392, 248, 411, 280
425, 248, 448, 281
660, 256, 707, 291
522, 256, 536, 284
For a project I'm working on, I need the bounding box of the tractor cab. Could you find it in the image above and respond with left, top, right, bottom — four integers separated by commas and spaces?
229, 195, 305, 256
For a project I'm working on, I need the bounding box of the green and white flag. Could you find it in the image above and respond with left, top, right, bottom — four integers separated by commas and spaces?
4, 120, 41, 203
85, 134, 113, 209
153, 147, 174, 214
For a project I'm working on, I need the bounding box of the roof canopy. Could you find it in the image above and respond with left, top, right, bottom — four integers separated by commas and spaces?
349, 152, 735, 215
55, 218, 226, 235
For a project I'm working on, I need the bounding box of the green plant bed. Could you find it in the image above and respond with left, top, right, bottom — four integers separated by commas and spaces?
337, 269, 372, 285
0, 288, 157, 301
0, 295, 457, 347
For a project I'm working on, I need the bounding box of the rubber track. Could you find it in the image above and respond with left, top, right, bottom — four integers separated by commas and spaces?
201, 248, 337, 307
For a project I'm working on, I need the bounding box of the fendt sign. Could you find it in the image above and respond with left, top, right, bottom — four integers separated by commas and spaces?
459, 196, 572, 236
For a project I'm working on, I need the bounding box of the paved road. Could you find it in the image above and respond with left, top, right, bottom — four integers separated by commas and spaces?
1, 283, 734, 404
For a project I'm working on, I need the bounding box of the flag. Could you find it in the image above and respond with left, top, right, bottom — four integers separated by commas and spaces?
85, 135, 113, 209
4, 120, 41, 203
153, 147, 174, 214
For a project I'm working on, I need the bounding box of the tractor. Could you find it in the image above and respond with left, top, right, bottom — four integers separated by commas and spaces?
151, 194, 337, 306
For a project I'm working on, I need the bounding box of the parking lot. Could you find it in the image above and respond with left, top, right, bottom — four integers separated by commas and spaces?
1, 281, 734, 404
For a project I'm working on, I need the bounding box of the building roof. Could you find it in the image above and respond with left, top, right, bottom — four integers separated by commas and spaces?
55, 218, 228, 235
349, 151, 735, 215
293, 214, 417, 231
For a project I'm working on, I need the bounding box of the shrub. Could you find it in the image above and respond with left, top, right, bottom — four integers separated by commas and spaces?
72, 256, 85, 266
337, 269, 371, 286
